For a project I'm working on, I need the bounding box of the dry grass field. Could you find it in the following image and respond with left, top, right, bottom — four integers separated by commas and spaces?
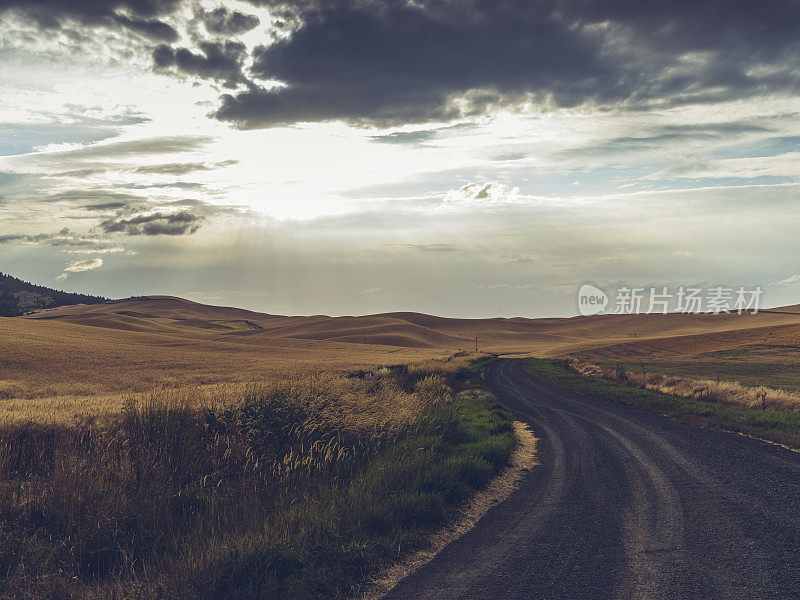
0, 299, 527, 598
567, 309, 800, 393
1, 299, 434, 423
6, 296, 800, 422
571, 358, 800, 413
6, 296, 800, 597
0, 349, 518, 599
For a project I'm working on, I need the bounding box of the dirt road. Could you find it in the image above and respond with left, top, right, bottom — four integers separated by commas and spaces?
384, 359, 800, 599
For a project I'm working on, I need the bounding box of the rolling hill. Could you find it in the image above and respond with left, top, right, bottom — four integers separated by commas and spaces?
23, 295, 800, 355
8, 293, 800, 421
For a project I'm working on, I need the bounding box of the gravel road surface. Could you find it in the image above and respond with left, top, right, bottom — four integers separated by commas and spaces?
384, 359, 800, 600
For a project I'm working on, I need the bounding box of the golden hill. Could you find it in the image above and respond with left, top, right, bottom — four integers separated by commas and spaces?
5, 296, 800, 421
24, 296, 800, 355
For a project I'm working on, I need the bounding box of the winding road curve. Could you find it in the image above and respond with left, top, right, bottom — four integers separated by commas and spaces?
384, 359, 800, 600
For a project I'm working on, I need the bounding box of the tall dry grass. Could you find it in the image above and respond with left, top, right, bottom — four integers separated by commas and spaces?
0, 354, 513, 600
570, 359, 800, 413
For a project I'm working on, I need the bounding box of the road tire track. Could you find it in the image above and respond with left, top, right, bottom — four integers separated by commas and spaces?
383, 359, 800, 600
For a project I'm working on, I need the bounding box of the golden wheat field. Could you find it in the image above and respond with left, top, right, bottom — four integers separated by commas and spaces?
0, 299, 436, 423
7, 295, 800, 423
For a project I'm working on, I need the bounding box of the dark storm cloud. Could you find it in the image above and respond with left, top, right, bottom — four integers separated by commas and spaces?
153, 41, 248, 88
209, 0, 800, 128
214, 3, 609, 128
8, 1, 800, 130
100, 210, 205, 236
201, 6, 260, 35
565, 0, 800, 60
0, 0, 181, 41
111, 13, 179, 42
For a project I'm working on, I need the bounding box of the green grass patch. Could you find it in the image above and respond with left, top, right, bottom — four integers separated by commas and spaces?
464, 355, 501, 378
524, 358, 800, 449
175, 389, 516, 600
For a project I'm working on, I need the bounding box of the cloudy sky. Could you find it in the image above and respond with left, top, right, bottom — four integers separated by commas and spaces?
1, 0, 800, 317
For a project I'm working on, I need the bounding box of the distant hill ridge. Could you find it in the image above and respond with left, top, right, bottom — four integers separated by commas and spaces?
0, 272, 108, 317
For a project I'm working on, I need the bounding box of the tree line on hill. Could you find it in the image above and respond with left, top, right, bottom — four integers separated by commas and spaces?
0, 272, 108, 317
